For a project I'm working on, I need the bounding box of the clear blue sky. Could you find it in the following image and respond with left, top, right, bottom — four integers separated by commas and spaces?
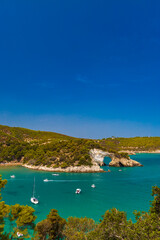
0, 0, 160, 138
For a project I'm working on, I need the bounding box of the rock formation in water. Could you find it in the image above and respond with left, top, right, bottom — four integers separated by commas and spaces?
89, 149, 113, 166
90, 149, 143, 167
109, 157, 143, 167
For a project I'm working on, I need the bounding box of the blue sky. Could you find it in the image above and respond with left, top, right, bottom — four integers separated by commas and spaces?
0, 0, 160, 138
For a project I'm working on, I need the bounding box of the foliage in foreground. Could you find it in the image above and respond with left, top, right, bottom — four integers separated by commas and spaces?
1, 175, 160, 239
34, 209, 66, 240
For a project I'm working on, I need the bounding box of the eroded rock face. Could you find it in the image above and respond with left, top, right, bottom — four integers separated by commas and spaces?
89, 149, 113, 166
90, 148, 143, 167
109, 157, 143, 167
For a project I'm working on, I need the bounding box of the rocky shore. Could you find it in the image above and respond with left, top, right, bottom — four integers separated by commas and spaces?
0, 148, 144, 172
119, 150, 160, 155
22, 164, 104, 173
0, 162, 22, 167
109, 157, 143, 167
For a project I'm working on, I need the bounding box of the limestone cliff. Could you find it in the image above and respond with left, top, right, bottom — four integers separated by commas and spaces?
89, 149, 113, 166
89, 149, 143, 167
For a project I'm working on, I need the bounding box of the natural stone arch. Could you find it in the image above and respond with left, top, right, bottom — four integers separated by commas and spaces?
89, 149, 142, 167
89, 149, 114, 166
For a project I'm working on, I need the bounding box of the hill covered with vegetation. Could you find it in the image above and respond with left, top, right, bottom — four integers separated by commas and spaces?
0, 125, 100, 167
0, 125, 160, 168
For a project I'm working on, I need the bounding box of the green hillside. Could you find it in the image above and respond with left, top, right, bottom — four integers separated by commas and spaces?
100, 137, 160, 152
0, 125, 74, 143
0, 125, 100, 167
0, 125, 160, 168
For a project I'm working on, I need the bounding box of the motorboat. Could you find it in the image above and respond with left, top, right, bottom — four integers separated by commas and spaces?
10, 175, 15, 178
75, 188, 81, 194
43, 179, 49, 182
17, 232, 23, 237
52, 174, 59, 176
91, 184, 96, 188
31, 177, 39, 204
119, 169, 122, 172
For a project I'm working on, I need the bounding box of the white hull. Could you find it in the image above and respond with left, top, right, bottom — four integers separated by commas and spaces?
10, 175, 15, 178
31, 197, 39, 204
43, 179, 49, 182
75, 188, 81, 194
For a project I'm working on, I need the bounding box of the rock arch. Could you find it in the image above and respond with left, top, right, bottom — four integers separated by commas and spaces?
89, 149, 142, 167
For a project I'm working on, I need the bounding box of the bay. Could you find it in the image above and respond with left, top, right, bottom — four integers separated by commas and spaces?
0, 153, 160, 223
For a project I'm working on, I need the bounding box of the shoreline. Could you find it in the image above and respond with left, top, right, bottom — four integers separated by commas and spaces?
0, 162, 22, 167
119, 150, 160, 155
135, 150, 160, 153
0, 151, 160, 172
0, 162, 105, 173
22, 164, 105, 173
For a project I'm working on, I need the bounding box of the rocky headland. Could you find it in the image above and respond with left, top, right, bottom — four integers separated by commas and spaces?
90, 149, 143, 167
0, 148, 143, 172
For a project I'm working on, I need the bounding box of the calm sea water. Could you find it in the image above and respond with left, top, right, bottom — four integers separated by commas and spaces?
0, 153, 160, 223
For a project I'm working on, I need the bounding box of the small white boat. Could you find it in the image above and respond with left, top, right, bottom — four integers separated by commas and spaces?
52, 174, 59, 176
43, 179, 49, 182
31, 197, 39, 204
91, 184, 96, 188
119, 169, 122, 172
17, 232, 23, 237
31, 177, 39, 204
10, 175, 15, 178
75, 188, 81, 194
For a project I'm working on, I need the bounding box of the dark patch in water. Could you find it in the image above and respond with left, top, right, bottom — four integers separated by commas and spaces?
6, 191, 18, 196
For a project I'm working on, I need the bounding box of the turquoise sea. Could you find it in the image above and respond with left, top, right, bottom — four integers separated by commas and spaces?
1, 153, 160, 223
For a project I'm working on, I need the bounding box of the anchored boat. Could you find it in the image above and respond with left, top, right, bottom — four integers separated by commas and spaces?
31, 177, 39, 204
75, 188, 81, 194
10, 175, 15, 178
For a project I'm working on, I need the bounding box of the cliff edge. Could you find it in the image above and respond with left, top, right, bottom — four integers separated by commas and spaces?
90, 149, 143, 167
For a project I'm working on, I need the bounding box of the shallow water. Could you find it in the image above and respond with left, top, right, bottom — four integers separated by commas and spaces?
0, 153, 160, 223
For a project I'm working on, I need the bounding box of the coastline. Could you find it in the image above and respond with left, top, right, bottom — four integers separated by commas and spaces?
0, 162, 22, 167
135, 150, 160, 153
0, 151, 160, 172
119, 150, 160, 155
22, 164, 105, 173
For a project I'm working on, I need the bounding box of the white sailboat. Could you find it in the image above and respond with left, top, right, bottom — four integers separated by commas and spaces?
31, 177, 39, 204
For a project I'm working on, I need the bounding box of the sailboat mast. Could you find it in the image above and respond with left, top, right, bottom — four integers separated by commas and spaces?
33, 177, 35, 198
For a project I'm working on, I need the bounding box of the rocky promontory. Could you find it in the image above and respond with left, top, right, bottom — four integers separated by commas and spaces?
109, 157, 143, 167
22, 163, 104, 173
0, 148, 142, 172
90, 149, 143, 167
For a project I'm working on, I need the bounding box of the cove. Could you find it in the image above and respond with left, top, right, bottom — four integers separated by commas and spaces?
0, 153, 160, 223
